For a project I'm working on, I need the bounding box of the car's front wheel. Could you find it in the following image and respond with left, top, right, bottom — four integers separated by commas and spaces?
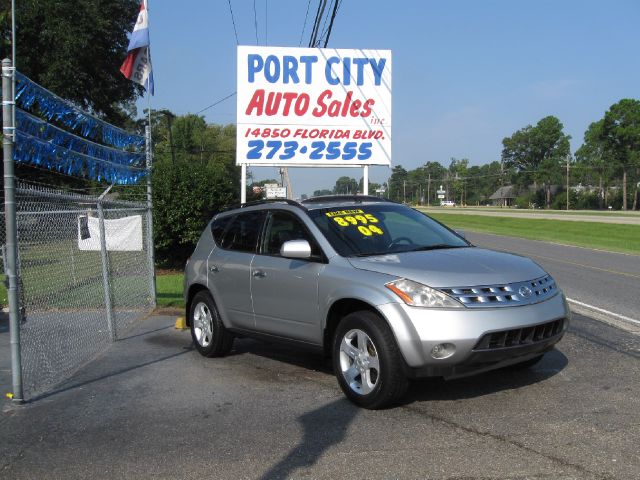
333, 310, 408, 409
190, 290, 233, 357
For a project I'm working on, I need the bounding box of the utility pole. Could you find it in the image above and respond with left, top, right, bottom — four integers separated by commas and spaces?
566, 154, 570, 211
500, 158, 505, 207
427, 173, 431, 206
159, 110, 176, 165
403, 180, 406, 203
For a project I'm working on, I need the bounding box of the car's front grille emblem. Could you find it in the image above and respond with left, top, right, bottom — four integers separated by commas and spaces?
440, 275, 557, 308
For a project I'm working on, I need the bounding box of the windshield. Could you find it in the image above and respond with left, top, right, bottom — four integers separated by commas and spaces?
308, 204, 470, 257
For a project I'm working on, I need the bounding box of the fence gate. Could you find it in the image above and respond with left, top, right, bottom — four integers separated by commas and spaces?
1, 181, 155, 399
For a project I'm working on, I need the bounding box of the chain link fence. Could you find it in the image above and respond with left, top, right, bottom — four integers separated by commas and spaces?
1, 180, 155, 399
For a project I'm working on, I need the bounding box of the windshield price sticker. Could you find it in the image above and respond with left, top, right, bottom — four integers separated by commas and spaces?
326, 209, 365, 217
326, 210, 383, 236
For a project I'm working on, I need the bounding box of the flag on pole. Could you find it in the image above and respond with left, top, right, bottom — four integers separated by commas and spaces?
120, 0, 154, 95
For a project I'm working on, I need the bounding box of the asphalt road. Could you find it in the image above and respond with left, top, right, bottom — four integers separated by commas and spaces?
1, 309, 639, 480
465, 232, 640, 326
421, 208, 640, 225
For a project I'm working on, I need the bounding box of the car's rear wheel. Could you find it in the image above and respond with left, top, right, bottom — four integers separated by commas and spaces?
333, 310, 408, 409
190, 291, 233, 357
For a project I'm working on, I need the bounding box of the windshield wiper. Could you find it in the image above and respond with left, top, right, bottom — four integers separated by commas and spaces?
349, 251, 390, 257
400, 244, 468, 252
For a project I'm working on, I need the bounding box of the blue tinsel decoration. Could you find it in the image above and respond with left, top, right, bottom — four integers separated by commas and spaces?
14, 130, 147, 185
15, 72, 145, 151
16, 109, 146, 168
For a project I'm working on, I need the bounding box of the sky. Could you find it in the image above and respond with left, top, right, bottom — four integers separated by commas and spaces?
142, 0, 640, 197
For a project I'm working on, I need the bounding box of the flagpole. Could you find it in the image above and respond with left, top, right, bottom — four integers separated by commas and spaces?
11, 0, 16, 135
145, 86, 156, 307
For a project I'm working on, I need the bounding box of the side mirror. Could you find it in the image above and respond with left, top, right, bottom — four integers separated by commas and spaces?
455, 229, 466, 239
280, 239, 312, 259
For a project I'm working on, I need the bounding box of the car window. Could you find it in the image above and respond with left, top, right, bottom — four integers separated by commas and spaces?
308, 204, 469, 257
261, 211, 321, 257
210, 214, 233, 245
220, 211, 265, 253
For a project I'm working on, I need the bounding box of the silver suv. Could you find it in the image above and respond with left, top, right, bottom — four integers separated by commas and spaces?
184, 196, 569, 409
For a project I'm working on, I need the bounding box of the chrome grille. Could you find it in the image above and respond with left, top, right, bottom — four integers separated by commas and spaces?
440, 275, 557, 308
474, 319, 565, 350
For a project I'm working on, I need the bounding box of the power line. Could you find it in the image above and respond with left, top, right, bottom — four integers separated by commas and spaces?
253, 0, 259, 44
227, 0, 239, 45
194, 91, 237, 115
299, 0, 312, 47
323, 0, 341, 47
309, 0, 328, 47
317, 0, 333, 47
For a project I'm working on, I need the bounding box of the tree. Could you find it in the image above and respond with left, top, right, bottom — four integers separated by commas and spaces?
465, 161, 502, 205
387, 166, 408, 202
333, 176, 358, 195
448, 158, 469, 205
313, 189, 333, 197
358, 178, 381, 195
419, 161, 447, 205
150, 113, 241, 266
601, 99, 640, 210
1, 0, 141, 123
575, 120, 615, 208
502, 116, 571, 208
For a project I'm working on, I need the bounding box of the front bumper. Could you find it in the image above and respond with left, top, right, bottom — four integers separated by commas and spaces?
378, 292, 570, 379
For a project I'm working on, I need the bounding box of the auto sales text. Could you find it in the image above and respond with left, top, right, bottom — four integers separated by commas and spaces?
244, 53, 387, 119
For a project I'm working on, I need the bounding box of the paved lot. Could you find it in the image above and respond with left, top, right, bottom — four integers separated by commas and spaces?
1, 309, 639, 480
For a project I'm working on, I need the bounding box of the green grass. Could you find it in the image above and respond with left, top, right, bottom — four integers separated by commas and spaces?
156, 273, 184, 308
427, 213, 640, 255
0, 275, 6, 306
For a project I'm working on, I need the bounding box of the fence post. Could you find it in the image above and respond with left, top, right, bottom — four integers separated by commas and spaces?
3, 58, 23, 403
145, 126, 156, 307
97, 188, 116, 341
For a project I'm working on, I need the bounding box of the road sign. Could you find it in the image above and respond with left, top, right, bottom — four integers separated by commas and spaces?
437, 194, 445, 199
265, 186, 287, 199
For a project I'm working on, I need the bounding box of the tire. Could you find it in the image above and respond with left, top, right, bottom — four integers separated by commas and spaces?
332, 310, 409, 409
190, 290, 234, 357
508, 354, 544, 370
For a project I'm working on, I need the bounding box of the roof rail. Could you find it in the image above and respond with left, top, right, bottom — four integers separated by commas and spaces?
219, 198, 306, 213
301, 195, 391, 204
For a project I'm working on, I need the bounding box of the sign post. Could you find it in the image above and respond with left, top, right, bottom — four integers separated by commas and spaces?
236, 46, 392, 199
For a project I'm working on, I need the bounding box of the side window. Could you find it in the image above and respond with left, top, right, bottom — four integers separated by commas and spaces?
262, 211, 321, 257
220, 211, 265, 253
210, 215, 233, 245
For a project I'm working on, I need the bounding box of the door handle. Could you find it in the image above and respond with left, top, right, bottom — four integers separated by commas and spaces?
209, 265, 219, 273
252, 270, 266, 278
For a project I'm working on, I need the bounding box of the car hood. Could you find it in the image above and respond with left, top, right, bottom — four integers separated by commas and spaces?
347, 247, 546, 287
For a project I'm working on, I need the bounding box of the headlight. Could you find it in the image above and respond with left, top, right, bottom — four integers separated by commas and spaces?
385, 279, 463, 308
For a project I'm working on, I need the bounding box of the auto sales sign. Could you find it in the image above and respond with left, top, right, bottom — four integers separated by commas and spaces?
237, 46, 391, 166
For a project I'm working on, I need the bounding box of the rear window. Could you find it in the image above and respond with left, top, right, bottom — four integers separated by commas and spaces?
220, 211, 265, 253
210, 215, 233, 245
